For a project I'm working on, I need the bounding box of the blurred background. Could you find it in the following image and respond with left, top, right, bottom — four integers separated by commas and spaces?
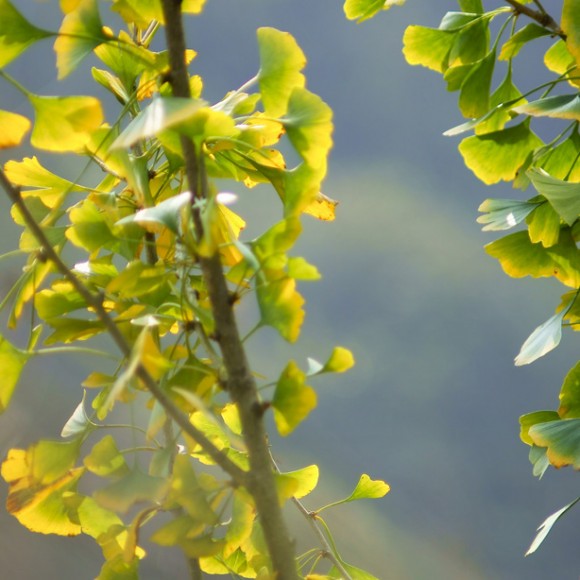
0, 1, 579, 578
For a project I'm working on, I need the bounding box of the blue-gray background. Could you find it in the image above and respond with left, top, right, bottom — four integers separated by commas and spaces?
0, 1, 578, 578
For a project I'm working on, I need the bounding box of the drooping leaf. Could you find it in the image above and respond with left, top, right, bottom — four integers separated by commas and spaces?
343, 0, 405, 23
223, 491, 254, 558
29, 94, 104, 152
0, 0, 51, 67
529, 445, 551, 479
0, 111, 30, 148
526, 496, 580, 555
287, 257, 321, 280
477, 198, 539, 231
514, 94, 580, 122
526, 201, 560, 248
54, 0, 109, 79
541, 130, 580, 182
528, 168, 580, 225
61, 392, 91, 438
559, 361, 580, 418
458, 50, 495, 119
257, 27, 306, 117
562, 0, 580, 69
459, 122, 543, 185
499, 24, 552, 61
529, 418, 580, 469
485, 228, 580, 288
0, 334, 31, 413
272, 360, 317, 436
514, 310, 566, 366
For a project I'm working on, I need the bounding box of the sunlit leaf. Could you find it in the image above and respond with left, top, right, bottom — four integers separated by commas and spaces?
403, 26, 456, 73
477, 198, 539, 231
223, 492, 254, 558
526, 496, 580, 555
514, 311, 566, 366
61, 392, 91, 438
544, 39, 578, 88
514, 94, 580, 122
0, 334, 31, 413
280, 464, 319, 499
329, 561, 380, 580
458, 50, 495, 119
319, 474, 390, 512
0, 0, 51, 67
29, 94, 104, 152
559, 361, 580, 418
526, 201, 560, 248
529, 418, 580, 468
0, 111, 30, 149
287, 257, 321, 280
562, 0, 580, 69
94, 468, 168, 513
459, 122, 543, 185
343, 0, 405, 23
84, 435, 130, 478
54, 0, 109, 79
499, 24, 551, 61
66, 200, 118, 253
528, 168, 580, 225
257, 27, 306, 117
97, 555, 139, 580
272, 360, 317, 436
520, 411, 560, 445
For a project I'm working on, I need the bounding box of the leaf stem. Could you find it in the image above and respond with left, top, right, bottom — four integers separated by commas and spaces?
503, 0, 565, 38
32, 346, 118, 359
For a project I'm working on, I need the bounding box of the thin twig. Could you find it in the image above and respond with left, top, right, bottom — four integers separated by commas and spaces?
504, 0, 565, 38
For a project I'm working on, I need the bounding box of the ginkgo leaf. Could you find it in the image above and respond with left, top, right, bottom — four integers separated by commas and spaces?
223, 492, 254, 558
257, 276, 305, 343
403, 26, 456, 73
499, 24, 552, 61
528, 168, 580, 225
559, 361, 580, 418
528, 445, 551, 479
344, 0, 405, 23
477, 198, 539, 231
526, 200, 561, 248
514, 94, 580, 121
458, 50, 495, 119
84, 435, 130, 478
0, 111, 30, 148
329, 562, 380, 580
318, 474, 390, 512
257, 27, 306, 117
287, 257, 321, 280
0, 334, 31, 413
272, 360, 317, 436
519, 411, 560, 445
282, 88, 333, 170
29, 94, 104, 152
529, 418, 580, 469
514, 311, 566, 366
562, 0, 580, 69
112, 98, 206, 149
54, 0, 109, 79
459, 122, 543, 185
526, 496, 580, 556
61, 392, 91, 438
0, 0, 51, 67
279, 464, 319, 499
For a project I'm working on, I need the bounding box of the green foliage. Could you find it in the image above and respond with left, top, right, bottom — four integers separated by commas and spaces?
0, 1, 389, 578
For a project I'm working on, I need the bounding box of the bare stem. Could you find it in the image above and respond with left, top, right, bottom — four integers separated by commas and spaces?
504, 0, 565, 38
159, 1, 298, 577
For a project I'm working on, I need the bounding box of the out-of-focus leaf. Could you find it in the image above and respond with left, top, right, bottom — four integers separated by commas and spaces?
0, 0, 51, 67
499, 24, 552, 61
459, 122, 543, 184
529, 418, 580, 468
257, 27, 306, 117
29, 94, 103, 152
0, 111, 30, 148
343, 0, 405, 23
562, 0, 580, 69
526, 496, 580, 555
528, 168, 580, 225
54, 0, 109, 79
84, 435, 130, 478
279, 464, 319, 499
329, 562, 380, 580
272, 360, 317, 436
61, 392, 91, 438
477, 198, 539, 231
514, 311, 566, 366
0, 334, 31, 413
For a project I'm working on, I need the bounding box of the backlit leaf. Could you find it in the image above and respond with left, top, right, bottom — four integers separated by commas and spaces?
544, 40, 577, 87
343, 0, 405, 23
520, 411, 560, 445
526, 201, 561, 248
499, 24, 551, 61
562, 0, 580, 69
528, 168, 580, 225
526, 496, 580, 555
84, 435, 130, 478
403, 26, 455, 73
272, 360, 317, 436
0, 111, 30, 148
459, 122, 543, 184
319, 474, 390, 512
54, 0, 108, 79
529, 445, 551, 479
559, 361, 580, 418
529, 418, 580, 469
458, 51, 495, 119
323, 346, 355, 373
29, 94, 103, 152
0, 334, 30, 413
514, 311, 566, 366
66, 200, 118, 253
279, 464, 319, 499
61, 392, 91, 438
257, 27, 306, 117
477, 198, 539, 231
514, 94, 580, 122
0, 0, 51, 67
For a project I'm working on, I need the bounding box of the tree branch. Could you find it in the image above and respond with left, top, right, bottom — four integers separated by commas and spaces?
158, 1, 298, 577
504, 0, 565, 38
0, 169, 246, 485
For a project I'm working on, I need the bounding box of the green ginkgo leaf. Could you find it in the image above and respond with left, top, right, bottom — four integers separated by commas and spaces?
344, 0, 405, 23
318, 474, 390, 513
279, 464, 319, 499
84, 435, 130, 478
54, 0, 109, 79
403, 26, 456, 73
499, 23, 551, 61
528, 168, 580, 225
562, 0, 580, 69
0, 0, 51, 67
520, 411, 560, 445
0, 334, 31, 413
0, 110, 30, 149
257, 27, 306, 117
29, 94, 104, 152
559, 361, 580, 418
477, 198, 539, 231
282, 88, 333, 170
526, 496, 580, 556
272, 360, 317, 436
526, 201, 561, 248
514, 310, 566, 366
529, 417, 580, 469
515, 94, 580, 121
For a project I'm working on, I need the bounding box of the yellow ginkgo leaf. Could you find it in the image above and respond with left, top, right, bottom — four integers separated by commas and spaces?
0, 110, 30, 149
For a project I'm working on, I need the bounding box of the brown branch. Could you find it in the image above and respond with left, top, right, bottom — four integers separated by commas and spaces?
159, 1, 298, 578
0, 169, 246, 485
504, 0, 565, 38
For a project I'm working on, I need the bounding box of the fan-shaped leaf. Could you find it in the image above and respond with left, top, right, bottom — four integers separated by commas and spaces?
344, 0, 405, 23
477, 198, 539, 231
528, 168, 580, 225
529, 418, 580, 468
499, 23, 551, 61
0, 111, 30, 148
514, 310, 566, 366
562, 0, 580, 69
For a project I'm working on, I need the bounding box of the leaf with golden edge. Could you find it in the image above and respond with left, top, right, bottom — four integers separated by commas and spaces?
0, 111, 30, 148
29, 94, 104, 152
